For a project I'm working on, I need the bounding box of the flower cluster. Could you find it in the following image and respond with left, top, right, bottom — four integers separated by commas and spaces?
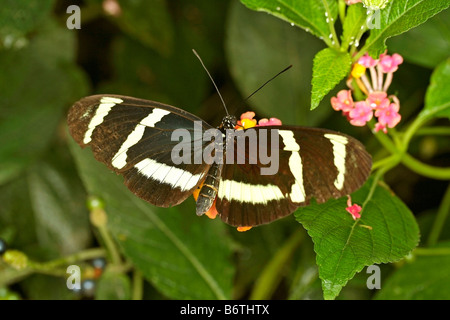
194, 111, 282, 232
236, 111, 282, 130
331, 52, 403, 133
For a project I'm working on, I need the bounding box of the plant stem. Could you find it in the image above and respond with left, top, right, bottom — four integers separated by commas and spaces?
322, 0, 340, 49
132, 269, 144, 300
350, 23, 368, 57
34, 248, 106, 270
401, 153, 450, 180
249, 230, 304, 300
97, 223, 122, 266
371, 154, 398, 171
401, 115, 429, 152
362, 160, 397, 209
0, 248, 106, 286
415, 126, 450, 136
338, 0, 347, 26
427, 183, 450, 246
369, 122, 399, 155
414, 247, 450, 256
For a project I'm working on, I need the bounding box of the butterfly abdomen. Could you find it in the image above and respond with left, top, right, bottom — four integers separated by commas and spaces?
196, 163, 223, 216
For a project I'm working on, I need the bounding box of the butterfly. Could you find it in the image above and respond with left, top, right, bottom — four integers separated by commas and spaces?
67, 94, 371, 228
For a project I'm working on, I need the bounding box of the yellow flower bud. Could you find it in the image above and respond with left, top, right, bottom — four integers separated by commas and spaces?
351, 63, 366, 79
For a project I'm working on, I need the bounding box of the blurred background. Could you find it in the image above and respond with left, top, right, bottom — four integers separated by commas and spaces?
0, 0, 449, 299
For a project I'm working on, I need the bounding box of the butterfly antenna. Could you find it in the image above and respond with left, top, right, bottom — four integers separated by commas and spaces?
192, 49, 230, 116
244, 65, 292, 102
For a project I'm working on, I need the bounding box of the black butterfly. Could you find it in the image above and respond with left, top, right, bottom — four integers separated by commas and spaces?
67, 94, 371, 227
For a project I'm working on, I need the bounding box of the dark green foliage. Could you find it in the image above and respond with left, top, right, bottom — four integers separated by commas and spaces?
0, 0, 448, 301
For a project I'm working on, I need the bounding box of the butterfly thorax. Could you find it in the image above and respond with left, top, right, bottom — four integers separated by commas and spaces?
221, 115, 237, 130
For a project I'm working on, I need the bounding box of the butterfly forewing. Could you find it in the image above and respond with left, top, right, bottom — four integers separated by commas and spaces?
216, 126, 371, 227
68, 95, 214, 207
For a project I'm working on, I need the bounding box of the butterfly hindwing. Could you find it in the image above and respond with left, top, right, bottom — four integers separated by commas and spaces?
216, 126, 371, 227
68, 94, 214, 207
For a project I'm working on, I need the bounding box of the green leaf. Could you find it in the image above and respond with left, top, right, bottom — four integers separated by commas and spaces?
341, 3, 366, 51
295, 177, 420, 300
110, 0, 174, 56
20, 275, 74, 300
0, 177, 38, 250
364, 0, 450, 58
0, 20, 88, 185
68, 139, 234, 300
240, 0, 338, 43
27, 162, 92, 256
375, 243, 450, 299
96, 270, 132, 300
422, 58, 450, 120
226, 1, 331, 125
107, 35, 210, 111
387, 9, 450, 69
310, 48, 352, 110
0, 0, 55, 49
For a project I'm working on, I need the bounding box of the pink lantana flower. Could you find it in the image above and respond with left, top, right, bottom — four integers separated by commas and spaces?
374, 122, 387, 134
358, 53, 378, 68
349, 101, 373, 126
258, 118, 283, 126
236, 111, 282, 130
236, 111, 257, 129
366, 91, 390, 110
331, 90, 354, 113
240, 111, 255, 120
375, 102, 401, 128
379, 53, 403, 73
346, 196, 362, 220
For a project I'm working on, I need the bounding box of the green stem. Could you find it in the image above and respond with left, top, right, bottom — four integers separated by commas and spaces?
0, 248, 106, 286
401, 115, 429, 152
401, 153, 450, 180
415, 126, 450, 136
338, 0, 347, 26
97, 223, 122, 266
371, 154, 398, 171
414, 247, 450, 256
369, 121, 399, 155
132, 269, 144, 300
34, 248, 106, 270
368, 118, 450, 179
322, 0, 340, 49
350, 24, 368, 57
362, 160, 397, 209
427, 183, 450, 246
249, 230, 304, 300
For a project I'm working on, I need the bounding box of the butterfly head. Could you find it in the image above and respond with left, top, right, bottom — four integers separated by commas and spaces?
221, 115, 237, 130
